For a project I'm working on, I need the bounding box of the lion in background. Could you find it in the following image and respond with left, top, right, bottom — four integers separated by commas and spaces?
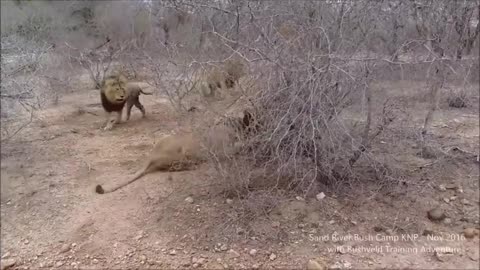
199, 59, 246, 98
100, 74, 152, 130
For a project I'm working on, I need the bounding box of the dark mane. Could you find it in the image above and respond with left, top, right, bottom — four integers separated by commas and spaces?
101, 91, 125, 112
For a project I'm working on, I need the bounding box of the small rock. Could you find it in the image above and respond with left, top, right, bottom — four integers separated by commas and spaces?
169, 250, 177, 256
220, 244, 228, 251
236, 227, 246, 235
307, 259, 327, 270
249, 249, 257, 256
445, 184, 457, 190
226, 199, 233, 204
434, 250, 453, 262
92, 259, 98, 264
330, 260, 352, 269
227, 249, 240, 258
269, 253, 277, 261
438, 184, 446, 191
316, 192, 326, 201
450, 196, 457, 201
427, 208, 446, 222
443, 198, 450, 203
272, 221, 281, 228
59, 244, 70, 254
197, 258, 206, 265
463, 228, 479, 239
185, 197, 194, 204
461, 199, 471, 205
329, 220, 335, 225
23, 240, 29, 245
1, 259, 16, 270
139, 255, 147, 261
296, 196, 305, 201
55, 261, 64, 267
1, 253, 10, 260
193, 263, 199, 268
443, 218, 452, 225
71, 243, 77, 247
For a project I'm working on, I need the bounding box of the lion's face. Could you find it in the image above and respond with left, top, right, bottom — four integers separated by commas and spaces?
102, 75, 128, 104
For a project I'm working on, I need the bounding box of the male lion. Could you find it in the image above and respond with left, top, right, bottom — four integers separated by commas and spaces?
100, 74, 152, 130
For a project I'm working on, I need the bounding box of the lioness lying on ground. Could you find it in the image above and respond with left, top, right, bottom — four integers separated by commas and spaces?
95, 133, 203, 194
95, 110, 258, 194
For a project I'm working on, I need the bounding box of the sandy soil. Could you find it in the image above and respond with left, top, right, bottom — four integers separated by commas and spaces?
1, 77, 479, 270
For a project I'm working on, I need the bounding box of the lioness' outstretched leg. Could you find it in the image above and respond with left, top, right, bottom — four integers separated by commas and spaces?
96, 161, 153, 194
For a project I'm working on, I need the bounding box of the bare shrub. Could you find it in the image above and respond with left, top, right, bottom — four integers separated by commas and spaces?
446, 89, 468, 108
0, 34, 59, 142
155, 1, 477, 215
224, 58, 246, 86
93, 1, 150, 47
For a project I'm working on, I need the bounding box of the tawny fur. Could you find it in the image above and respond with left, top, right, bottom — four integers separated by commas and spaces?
100, 74, 152, 130
95, 110, 257, 195
95, 133, 203, 194
125, 83, 153, 121
199, 60, 246, 98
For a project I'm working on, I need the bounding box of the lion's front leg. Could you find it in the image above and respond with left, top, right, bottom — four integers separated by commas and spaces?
115, 110, 123, 124
103, 111, 115, 131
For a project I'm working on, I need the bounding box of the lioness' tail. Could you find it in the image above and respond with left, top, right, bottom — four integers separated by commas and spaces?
95, 162, 151, 194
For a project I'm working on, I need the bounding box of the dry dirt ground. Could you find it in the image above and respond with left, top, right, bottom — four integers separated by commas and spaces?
1, 76, 479, 270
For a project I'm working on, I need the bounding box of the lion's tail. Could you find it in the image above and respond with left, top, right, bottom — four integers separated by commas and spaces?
139, 89, 153, 96
95, 162, 151, 194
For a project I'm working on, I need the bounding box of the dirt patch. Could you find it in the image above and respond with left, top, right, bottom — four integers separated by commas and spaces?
1, 78, 479, 269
